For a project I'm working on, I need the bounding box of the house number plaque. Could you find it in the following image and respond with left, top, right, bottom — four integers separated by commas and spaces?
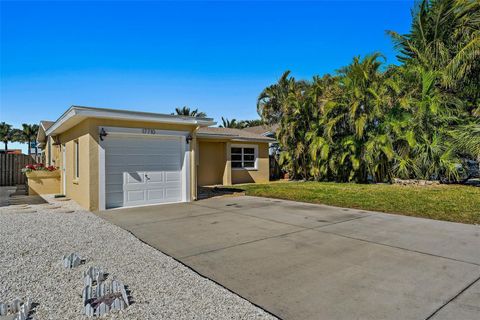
142, 128, 156, 134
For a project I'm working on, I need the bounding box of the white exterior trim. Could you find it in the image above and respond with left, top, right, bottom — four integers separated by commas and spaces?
231, 143, 259, 171
196, 133, 274, 143
62, 144, 66, 194
98, 126, 191, 211
100, 126, 191, 138
46, 106, 215, 136
98, 143, 106, 211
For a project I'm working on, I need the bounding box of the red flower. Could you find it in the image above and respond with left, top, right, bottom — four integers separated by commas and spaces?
46, 166, 56, 171
26, 164, 35, 170
33, 163, 44, 169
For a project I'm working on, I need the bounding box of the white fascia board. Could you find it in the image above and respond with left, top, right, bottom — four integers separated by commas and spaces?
196, 133, 239, 139
46, 106, 216, 136
36, 127, 46, 143
196, 133, 275, 143
231, 138, 276, 143
45, 107, 78, 136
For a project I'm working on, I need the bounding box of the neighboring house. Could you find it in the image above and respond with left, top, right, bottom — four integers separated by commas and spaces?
37, 120, 55, 164
243, 124, 279, 155
36, 106, 274, 211
243, 124, 282, 179
242, 124, 278, 139
0, 149, 23, 154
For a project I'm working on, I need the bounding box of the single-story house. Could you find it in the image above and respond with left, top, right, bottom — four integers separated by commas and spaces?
242, 124, 279, 155
242, 124, 279, 138
36, 106, 274, 211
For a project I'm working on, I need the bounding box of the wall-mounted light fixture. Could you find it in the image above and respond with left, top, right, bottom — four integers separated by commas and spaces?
99, 128, 108, 141
186, 134, 193, 144
52, 136, 61, 146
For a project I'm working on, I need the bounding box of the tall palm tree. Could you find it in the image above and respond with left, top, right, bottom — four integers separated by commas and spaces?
258, 0, 478, 183
14, 124, 39, 155
257, 71, 303, 125
219, 117, 241, 128
174, 106, 207, 118
0, 122, 13, 151
241, 119, 264, 128
387, 0, 480, 115
451, 122, 480, 159
326, 53, 396, 182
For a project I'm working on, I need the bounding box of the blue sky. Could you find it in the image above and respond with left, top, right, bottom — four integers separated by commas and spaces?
1, 1, 412, 152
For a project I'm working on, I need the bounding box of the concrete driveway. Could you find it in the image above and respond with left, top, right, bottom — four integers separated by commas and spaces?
97, 196, 480, 320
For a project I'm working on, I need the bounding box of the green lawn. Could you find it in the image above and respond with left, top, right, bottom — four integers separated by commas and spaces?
237, 181, 480, 225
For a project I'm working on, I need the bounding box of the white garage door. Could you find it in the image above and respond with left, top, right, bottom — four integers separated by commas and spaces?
104, 135, 184, 209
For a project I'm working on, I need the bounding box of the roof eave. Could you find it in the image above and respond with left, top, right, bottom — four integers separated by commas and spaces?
231, 138, 276, 143
36, 125, 47, 143
197, 133, 275, 143
46, 106, 216, 136
196, 133, 239, 139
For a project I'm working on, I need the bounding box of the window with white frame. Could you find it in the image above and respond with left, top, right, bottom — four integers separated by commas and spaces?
231, 145, 257, 169
74, 140, 79, 179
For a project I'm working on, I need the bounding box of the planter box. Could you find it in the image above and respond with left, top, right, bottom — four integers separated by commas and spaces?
26, 170, 61, 195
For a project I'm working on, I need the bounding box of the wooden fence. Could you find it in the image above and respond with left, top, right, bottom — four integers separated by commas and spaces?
269, 155, 283, 180
0, 154, 36, 186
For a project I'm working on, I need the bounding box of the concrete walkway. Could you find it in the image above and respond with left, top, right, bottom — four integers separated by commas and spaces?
97, 196, 480, 320
0, 185, 47, 206
0, 186, 17, 206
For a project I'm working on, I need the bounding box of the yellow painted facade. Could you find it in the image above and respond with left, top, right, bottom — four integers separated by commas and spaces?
197, 141, 226, 186
197, 139, 270, 186
26, 171, 61, 195
40, 118, 270, 211
231, 142, 270, 184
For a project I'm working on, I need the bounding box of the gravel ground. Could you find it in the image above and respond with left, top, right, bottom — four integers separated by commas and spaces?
0, 196, 276, 319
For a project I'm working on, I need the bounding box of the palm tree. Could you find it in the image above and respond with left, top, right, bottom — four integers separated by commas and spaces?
257, 71, 303, 125
14, 124, 39, 155
324, 53, 396, 182
174, 106, 207, 118
219, 117, 241, 128
257, 0, 478, 183
241, 119, 264, 128
451, 123, 480, 159
0, 122, 13, 151
387, 0, 480, 115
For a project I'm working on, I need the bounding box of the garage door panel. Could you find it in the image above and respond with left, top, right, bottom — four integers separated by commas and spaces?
126, 172, 144, 184
165, 171, 181, 182
165, 188, 182, 199
104, 134, 185, 209
106, 165, 126, 174
125, 155, 147, 165
106, 156, 128, 166
126, 190, 145, 202
146, 172, 164, 183
106, 183, 123, 193
105, 169, 123, 184
106, 192, 123, 207
147, 189, 165, 201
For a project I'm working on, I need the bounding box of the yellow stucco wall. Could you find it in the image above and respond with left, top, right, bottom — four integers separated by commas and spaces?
197, 141, 226, 186
58, 120, 92, 210
49, 117, 270, 211
197, 139, 270, 185
231, 142, 270, 184
58, 119, 198, 211
27, 171, 61, 195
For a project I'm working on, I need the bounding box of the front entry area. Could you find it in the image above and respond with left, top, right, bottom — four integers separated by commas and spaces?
101, 128, 188, 209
